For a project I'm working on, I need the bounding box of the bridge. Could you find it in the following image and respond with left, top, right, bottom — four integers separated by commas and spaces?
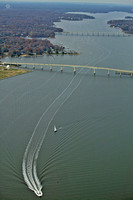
56, 31, 131, 37
4, 62, 133, 77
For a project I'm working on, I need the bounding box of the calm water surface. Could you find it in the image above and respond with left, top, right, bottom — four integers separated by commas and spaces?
0, 12, 133, 200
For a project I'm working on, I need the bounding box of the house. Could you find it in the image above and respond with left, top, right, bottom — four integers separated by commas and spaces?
5, 65, 10, 70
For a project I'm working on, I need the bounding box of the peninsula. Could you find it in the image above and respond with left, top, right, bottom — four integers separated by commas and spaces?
0, 65, 30, 80
0, 5, 94, 58
0, 2, 133, 58
107, 19, 133, 34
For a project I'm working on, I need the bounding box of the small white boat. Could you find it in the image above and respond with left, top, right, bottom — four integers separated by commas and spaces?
54, 125, 57, 132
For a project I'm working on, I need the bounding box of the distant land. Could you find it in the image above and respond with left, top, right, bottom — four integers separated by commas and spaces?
108, 19, 133, 34
125, 16, 133, 19
60, 13, 95, 21
0, 2, 133, 58
0, 2, 133, 14
0, 4, 95, 58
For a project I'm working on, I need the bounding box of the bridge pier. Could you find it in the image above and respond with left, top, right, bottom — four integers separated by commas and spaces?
41, 66, 43, 70
60, 66, 63, 72
94, 69, 96, 76
107, 70, 110, 77
120, 72, 122, 77
25, 65, 27, 68
33, 65, 35, 69
74, 67, 76, 75
50, 66, 53, 71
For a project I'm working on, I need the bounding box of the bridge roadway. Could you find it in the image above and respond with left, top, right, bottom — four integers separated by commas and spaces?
6, 62, 133, 75
56, 32, 131, 37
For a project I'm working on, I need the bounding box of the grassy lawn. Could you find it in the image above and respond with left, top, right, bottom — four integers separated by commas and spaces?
0, 67, 30, 79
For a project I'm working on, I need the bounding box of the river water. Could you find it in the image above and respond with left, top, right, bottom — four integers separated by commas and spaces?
1, 11, 133, 200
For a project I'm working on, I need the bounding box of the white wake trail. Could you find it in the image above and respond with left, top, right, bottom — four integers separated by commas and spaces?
22, 69, 82, 197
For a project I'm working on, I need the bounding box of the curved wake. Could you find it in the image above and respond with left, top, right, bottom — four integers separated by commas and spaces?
22, 70, 82, 197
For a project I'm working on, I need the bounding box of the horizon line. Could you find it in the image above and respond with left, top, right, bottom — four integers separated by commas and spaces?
0, 1, 133, 6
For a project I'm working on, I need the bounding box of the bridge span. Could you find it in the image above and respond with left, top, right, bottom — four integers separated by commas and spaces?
5, 62, 133, 77
56, 31, 131, 37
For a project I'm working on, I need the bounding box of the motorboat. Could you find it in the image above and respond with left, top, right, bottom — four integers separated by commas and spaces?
54, 125, 57, 132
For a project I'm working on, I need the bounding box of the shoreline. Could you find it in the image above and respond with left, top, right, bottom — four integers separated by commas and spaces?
0, 67, 31, 80
0, 51, 79, 59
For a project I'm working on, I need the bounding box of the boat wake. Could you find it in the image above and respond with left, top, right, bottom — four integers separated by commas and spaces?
22, 70, 82, 197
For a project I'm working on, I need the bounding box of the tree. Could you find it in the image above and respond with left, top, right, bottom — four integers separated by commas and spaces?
55, 49, 59, 54
0, 47, 2, 55
47, 48, 52, 54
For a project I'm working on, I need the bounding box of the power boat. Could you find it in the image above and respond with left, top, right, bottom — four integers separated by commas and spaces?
54, 125, 57, 132
34, 190, 43, 197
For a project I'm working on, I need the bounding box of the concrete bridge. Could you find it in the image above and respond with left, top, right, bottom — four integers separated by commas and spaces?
4, 62, 133, 77
56, 31, 130, 37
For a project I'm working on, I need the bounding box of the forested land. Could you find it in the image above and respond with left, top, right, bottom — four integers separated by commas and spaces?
108, 19, 133, 34
0, 2, 133, 58
0, 4, 94, 58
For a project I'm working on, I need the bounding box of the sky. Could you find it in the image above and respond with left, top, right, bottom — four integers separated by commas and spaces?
1, 0, 133, 5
